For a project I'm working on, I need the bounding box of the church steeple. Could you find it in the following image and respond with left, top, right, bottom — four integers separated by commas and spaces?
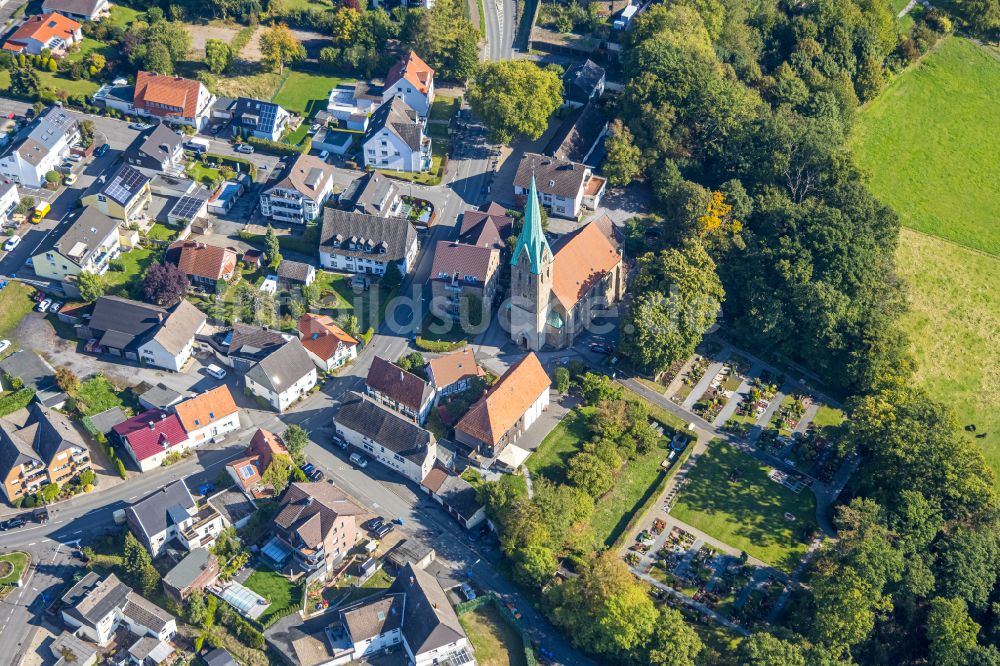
510, 175, 551, 274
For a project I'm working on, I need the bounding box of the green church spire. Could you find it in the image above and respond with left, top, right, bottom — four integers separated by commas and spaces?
510, 175, 551, 274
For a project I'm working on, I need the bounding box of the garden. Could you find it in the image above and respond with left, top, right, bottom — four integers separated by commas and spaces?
458, 600, 529, 666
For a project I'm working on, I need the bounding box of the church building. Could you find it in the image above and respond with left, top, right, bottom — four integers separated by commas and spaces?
508, 176, 625, 350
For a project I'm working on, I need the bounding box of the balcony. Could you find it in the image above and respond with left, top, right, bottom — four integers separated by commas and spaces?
179, 505, 223, 548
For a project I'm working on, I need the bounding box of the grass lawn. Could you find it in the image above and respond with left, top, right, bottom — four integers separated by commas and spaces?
591, 437, 673, 547
851, 37, 1000, 255
76, 375, 125, 416
897, 228, 1000, 483
313, 270, 388, 335
429, 95, 461, 122
671, 441, 817, 571
459, 602, 528, 666
361, 568, 394, 589
244, 568, 298, 624
272, 70, 354, 116
147, 223, 179, 242
65, 38, 115, 63
811, 405, 845, 429
0, 282, 36, 339
0, 552, 29, 586
379, 139, 449, 186
526, 407, 594, 485
283, 122, 310, 146
106, 4, 141, 26
200, 69, 285, 102
186, 162, 222, 187
37, 71, 100, 96
105, 247, 156, 295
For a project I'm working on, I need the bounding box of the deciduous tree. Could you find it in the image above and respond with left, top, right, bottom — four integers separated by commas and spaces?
143, 261, 189, 306
603, 120, 642, 187
204, 39, 233, 74
76, 270, 107, 302
282, 425, 309, 465
260, 24, 304, 74
467, 60, 563, 144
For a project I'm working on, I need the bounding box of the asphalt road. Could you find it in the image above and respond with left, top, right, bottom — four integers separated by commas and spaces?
482, 0, 515, 60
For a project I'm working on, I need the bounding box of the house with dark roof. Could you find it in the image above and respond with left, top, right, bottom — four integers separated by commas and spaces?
83, 295, 206, 371
0, 403, 92, 504
272, 481, 364, 574
225, 428, 289, 498
277, 259, 316, 288
458, 202, 514, 250
382, 51, 435, 117
125, 479, 227, 556
132, 71, 216, 131
203, 648, 239, 666
123, 123, 184, 174
545, 102, 609, 166
514, 152, 606, 219
60, 572, 176, 647
0, 106, 78, 188
422, 465, 487, 529
206, 486, 257, 528
298, 313, 358, 372
137, 383, 184, 411
166, 240, 238, 289
429, 241, 501, 321
48, 631, 98, 666
325, 563, 473, 665
216, 323, 293, 372
244, 338, 318, 413
319, 209, 418, 276
82, 164, 151, 223
454, 352, 551, 457
333, 391, 437, 483
0, 349, 66, 408
260, 153, 335, 224
42, 0, 108, 22
32, 206, 121, 281
365, 355, 435, 425
563, 59, 606, 107
228, 97, 291, 141
340, 171, 402, 218
362, 97, 431, 173
162, 547, 219, 602
112, 409, 190, 472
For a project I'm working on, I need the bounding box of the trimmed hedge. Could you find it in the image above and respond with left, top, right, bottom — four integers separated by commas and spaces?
415, 337, 467, 353
246, 135, 312, 156
0, 388, 35, 417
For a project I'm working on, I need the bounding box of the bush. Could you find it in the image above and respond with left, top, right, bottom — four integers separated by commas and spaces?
415, 337, 467, 353
246, 135, 311, 156
553, 366, 570, 393
116, 458, 126, 479
0, 388, 35, 417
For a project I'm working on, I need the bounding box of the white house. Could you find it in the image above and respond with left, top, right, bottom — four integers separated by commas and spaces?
244, 338, 318, 413
172, 385, 240, 446
136, 299, 206, 372
362, 97, 431, 173
229, 97, 291, 141
318, 209, 419, 277
334, 391, 437, 484
327, 82, 382, 131
61, 573, 176, 647
0, 183, 20, 227
382, 51, 435, 118
133, 71, 216, 131
298, 313, 358, 372
513, 152, 606, 219
32, 206, 121, 281
2, 13, 82, 57
42, 0, 109, 22
126, 480, 228, 557
0, 106, 78, 188
259, 153, 335, 224
365, 355, 436, 425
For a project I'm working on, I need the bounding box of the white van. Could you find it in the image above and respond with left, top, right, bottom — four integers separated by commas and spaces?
205, 364, 227, 379
349, 453, 367, 468
3, 235, 20, 251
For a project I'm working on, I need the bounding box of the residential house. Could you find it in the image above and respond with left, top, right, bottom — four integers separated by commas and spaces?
48, 632, 98, 666
203, 648, 239, 666
0, 183, 20, 227
272, 481, 364, 573
326, 563, 474, 666
123, 124, 184, 174
426, 347, 484, 397
0, 106, 78, 187
454, 352, 551, 457
362, 97, 430, 173
112, 409, 190, 472
365, 356, 435, 425
166, 190, 210, 227
276, 259, 316, 288
421, 465, 486, 529
382, 51, 435, 118
87, 407, 128, 435
429, 241, 500, 321
42, 0, 108, 22
137, 383, 184, 411
84, 296, 206, 371
563, 59, 606, 107
318, 209, 418, 276
0, 403, 92, 503
0, 349, 67, 408
32, 206, 120, 281
457, 202, 514, 251
229, 97, 291, 141
260, 153, 335, 224
162, 547, 219, 603
513, 152, 606, 219
340, 171, 402, 217
225, 428, 288, 498
126, 479, 227, 557
334, 391, 437, 484
173, 385, 240, 447
128, 636, 175, 665
166, 240, 238, 289
2, 13, 82, 57
244, 338, 318, 413
298, 313, 358, 372
206, 487, 257, 529
545, 102, 609, 167
81, 164, 151, 224
216, 323, 292, 372
133, 71, 216, 131
60, 572, 176, 647
327, 81, 382, 130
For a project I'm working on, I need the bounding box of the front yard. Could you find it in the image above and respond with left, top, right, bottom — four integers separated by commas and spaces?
459, 601, 528, 666
75, 375, 130, 416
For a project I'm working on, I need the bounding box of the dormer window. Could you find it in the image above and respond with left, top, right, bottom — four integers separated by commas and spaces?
193, 419, 200, 426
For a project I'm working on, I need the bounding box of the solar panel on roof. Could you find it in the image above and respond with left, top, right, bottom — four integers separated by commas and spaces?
105, 166, 147, 205
170, 195, 204, 221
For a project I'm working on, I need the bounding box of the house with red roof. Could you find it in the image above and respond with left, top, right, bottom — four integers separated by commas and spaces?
3, 13, 81, 57
112, 410, 190, 472
429, 241, 501, 322
166, 240, 237, 290
132, 71, 216, 131
173, 386, 240, 447
225, 428, 288, 498
298, 313, 358, 372
382, 51, 435, 118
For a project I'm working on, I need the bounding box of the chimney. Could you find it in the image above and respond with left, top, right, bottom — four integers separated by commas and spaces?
160, 413, 167, 420
148, 421, 155, 430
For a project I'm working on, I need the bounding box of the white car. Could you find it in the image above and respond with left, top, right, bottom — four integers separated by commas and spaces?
48, 301, 63, 313
205, 364, 227, 380
64, 173, 78, 185
349, 452, 367, 468
3, 235, 20, 251
235, 144, 254, 154
36, 299, 51, 312
67, 154, 83, 163
0, 340, 10, 355
318, 150, 330, 161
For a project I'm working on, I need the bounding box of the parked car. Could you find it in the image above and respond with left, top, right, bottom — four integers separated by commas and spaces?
0, 517, 25, 530
301, 463, 315, 475
64, 173, 78, 185
67, 154, 83, 163
3, 235, 20, 251
318, 150, 330, 161
589, 343, 613, 354
33, 291, 46, 302
128, 123, 151, 130
374, 523, 394, 538
36, 299, 52, 312
308, 468, 324, 481
0, 340, 10, 355
368, 517, 385, 531
205, 364, 227, 380
48, 301, 63, 313
332, 436, 348, 450
95, 143, 110, 157
461, 583, 477, 601
198, 483, 216, 495
349, 452, 367, 468
308, 123, 321, 134
235, 144, 254, 154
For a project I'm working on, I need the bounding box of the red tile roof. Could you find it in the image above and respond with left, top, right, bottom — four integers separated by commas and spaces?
428, 348, 483, 391
454, 353, 550, 447
169, 240, 237, 281
173, 386, 238, 433
385, 51, 434, 95
551, 215, 621, 308
430, 241, 498, 285
4, 14, 80, 51
298, 313, 358, 362
134, 71, 204, 120
248, 428, 286, 469
113, 409, 188, 461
